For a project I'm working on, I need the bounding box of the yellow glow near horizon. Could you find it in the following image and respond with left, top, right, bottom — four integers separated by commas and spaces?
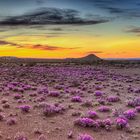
0, 34, 140, 58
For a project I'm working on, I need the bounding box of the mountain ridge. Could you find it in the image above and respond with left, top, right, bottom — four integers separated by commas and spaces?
0, 54, 102, 63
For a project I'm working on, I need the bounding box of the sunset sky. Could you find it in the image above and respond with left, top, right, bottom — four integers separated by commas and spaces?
0, 0, 140, 58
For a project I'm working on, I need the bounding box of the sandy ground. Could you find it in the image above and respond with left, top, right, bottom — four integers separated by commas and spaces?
0, 65, 139, 140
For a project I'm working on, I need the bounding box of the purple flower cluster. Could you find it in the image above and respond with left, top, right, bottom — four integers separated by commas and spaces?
74, 117, 99, 128
0, 62, 139, 138
94, 91, 104, 97
127, 97, 140, 107
14, 94, 22, 100
97, 119, 113, 130
78, 134, 94, 140
38, 87, 48, 94
43, 104, 65, 116
19, 105, 31, 113
115, 117, 128, 129
87, 111, 98, 118
112, 108, 124, 117
107, 96, 120, 102
9, 86, 24, 93
36, 96, 46, 102
98, 106, 111, 112
135, 106, 140, 112
71, 96, 82, 102
48, 91, 60, 97
7, 82, 32, 93
75, 117, 113, 131
123, 109, 136, 119
95, 85, 102, 90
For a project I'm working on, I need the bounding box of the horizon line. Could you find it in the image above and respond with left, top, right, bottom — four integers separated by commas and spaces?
0, 55, 140, 60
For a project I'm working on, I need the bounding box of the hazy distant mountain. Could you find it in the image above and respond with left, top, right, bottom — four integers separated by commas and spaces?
65, 54, 101, 63
78, 54, 101, 61
0, 55, 139, 65
0, 54, 102, 63
105, 58, 140, 61
0, 56, 19, 60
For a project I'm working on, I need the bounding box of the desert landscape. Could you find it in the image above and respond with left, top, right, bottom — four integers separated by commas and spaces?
0, 0, 140, 140
0, 55, 139, 140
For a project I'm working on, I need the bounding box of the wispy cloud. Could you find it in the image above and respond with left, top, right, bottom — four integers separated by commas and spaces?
126, 26, 140, 33
36, 0, 45, 5
49, 27, 63, 31
0, 40, 22, 47
91, 0, 140, 18
0, 7, 110, 26
125, 26, 140, 36
86, 51, 103, 54
28, 44, 79, 51
0, 39, 79, 51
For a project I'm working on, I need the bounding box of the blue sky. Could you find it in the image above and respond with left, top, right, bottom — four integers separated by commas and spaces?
0, 0, 139, 17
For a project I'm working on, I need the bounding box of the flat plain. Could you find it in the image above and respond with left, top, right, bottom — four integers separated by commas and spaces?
0, 62, 139, 140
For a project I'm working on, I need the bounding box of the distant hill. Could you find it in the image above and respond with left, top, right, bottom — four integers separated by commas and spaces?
0, 55, 140, 66
65, 54, 102, 63
0, 54, 102, 64
105, 58, 140, 61
0, 56, 18, 60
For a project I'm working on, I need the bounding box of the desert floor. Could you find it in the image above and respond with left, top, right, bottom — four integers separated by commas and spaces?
0, 64, 139, 140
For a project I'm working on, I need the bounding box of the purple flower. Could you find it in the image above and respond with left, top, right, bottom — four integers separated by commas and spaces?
74, 117, 94, 127
87, 111, 98, 118
38, 88, 48, 94
98, 106, 111, 112
43, 104, 65, 116
14, 94, 22, 100
127, 97, 140, 107
48, 91, 60, 97
112, 109, 123, 117
71, 96, 82, 102
78, 134, 94, 140
97, 118, 113, 131
102, 119, 113, 130
95, 85, 102, 90
19, 105, 31, 113
74, 117, 99, 128
103, 118, 112, 125
135, 106, 140, 112
107, 96, 120, 102
94, 91, 104, 96
123, 109, 136, 119
116, 117, 128, 129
